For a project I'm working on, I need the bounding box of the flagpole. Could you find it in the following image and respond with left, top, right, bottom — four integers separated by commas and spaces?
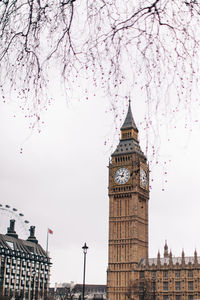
46, 229, 49, 253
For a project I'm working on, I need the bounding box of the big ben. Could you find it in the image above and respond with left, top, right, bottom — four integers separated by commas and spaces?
107, 100, 149, 300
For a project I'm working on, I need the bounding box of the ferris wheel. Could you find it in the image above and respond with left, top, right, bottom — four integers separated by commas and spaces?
0, 204, 30, 239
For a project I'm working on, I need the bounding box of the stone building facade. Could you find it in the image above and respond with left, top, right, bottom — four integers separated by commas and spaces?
0, 219, 51, 299
135, 243, 200, 300
107, 101, 200, 300
49, 283, 106, 300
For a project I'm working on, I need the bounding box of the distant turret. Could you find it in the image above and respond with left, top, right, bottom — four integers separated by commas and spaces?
164, 240, 169, 258
157, 250, 161, 266
169, 250, 173, 265
194, 249, 198, 265
181, 249, 185, 265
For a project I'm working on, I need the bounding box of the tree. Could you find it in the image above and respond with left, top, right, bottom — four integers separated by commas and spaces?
126, 278, 153, 300
51, 286, 76, 300
1, 0, 200, 133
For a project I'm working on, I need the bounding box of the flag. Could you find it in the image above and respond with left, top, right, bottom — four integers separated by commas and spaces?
48, 228, 53, 234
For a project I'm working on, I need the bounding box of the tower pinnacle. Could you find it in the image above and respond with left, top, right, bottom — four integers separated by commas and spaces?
121, 99, 138, 132
111, 99, 145, 158
164, 240, 169, 258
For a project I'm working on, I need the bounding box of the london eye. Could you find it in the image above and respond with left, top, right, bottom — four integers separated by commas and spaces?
0, 204, 30, 239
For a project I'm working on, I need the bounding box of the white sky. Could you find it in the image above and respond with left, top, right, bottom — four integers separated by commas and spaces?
0, 89, 200, 287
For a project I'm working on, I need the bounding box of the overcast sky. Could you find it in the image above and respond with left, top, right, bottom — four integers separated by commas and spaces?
0, 88, 200, 287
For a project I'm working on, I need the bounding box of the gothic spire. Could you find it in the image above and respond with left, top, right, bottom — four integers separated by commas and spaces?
121, 99, 138, 132
181, 249, 185, 265
169, 250, 173, 265
112, 98, 145, 158
164, 240, 169, 258
157, 250, 161, 266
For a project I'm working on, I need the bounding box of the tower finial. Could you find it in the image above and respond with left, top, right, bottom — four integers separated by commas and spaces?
121, 97, 138, 133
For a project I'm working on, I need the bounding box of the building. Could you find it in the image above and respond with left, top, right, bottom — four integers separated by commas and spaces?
0, 219, 51, 299
107, 101, 200, 300
135, 243, 200, 300
73, 284, 106, 300
49, 283, 106, 300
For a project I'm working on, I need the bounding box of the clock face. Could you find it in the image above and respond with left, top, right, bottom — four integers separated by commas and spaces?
140, 169, 147, 187
114, 168, 130, 185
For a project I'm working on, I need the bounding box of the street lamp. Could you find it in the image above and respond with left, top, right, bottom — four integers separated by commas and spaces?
82, 243, 89, 300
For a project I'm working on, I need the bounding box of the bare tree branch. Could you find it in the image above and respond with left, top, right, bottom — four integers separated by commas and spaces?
0, 0, 200, 142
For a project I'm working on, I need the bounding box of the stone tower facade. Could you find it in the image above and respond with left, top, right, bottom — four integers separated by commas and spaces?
107, 101, 149, 300
107, 101, 200, 300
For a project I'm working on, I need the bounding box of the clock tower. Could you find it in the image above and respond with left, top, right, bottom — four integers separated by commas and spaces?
107, 101, 149, 300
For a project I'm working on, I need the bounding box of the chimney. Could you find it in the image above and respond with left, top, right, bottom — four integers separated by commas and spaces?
6, 219, 18, 238
27, 226, 38, 244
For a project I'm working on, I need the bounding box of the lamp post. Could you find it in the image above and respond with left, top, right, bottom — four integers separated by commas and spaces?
82, 243, 89, 300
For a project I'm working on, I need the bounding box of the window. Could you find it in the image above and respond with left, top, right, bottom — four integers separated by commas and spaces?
163, 282, 168, 291
152, 281, 156, 292
139, 281, 144, 290
152, 271, 156, 279
6, 241, 14, 250
175, 271, 180, 278
163, 295, 169, 300
176, 282, 181, 291
163, 271, 168, 278
176, 296, 181, 300
188, 281, 193, 291
140, 271, 144, 279
188, 271, 193, 278
188, 295, 193, 300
